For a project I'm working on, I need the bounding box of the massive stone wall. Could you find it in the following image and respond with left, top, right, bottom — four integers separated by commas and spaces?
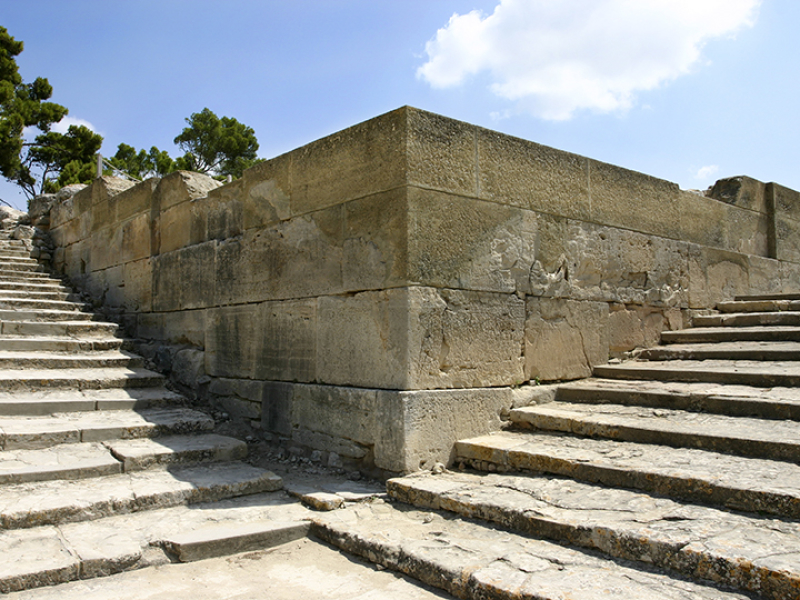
47, 107, 800, 474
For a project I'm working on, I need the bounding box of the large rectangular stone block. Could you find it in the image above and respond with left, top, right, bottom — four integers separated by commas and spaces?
407, 288, 526, 390
406, 109, 478, 197
120, 213, 151, 263
589, 159, 681, 239
525, 298, 609, 381
775, 214, 800, 264
608, 304, 679, 356
241, 152, 292, 230
477, 128, 591, 220
343, 188, 409, 292
162, 309, 207, 347
114, 178, 158, 222
252, 299, 317, 382
290, 107, 407, 215
708, 176, 768, 213
677, 191, 727, 249
205, 304, 260, 379
158, 201, 195, 254
205, 180, 244, 241
178, 241, 217, 310
151, 251, 182, 312
216, 208, 344, 304
406, 187, 538, 294
290, 384, 378, 451
374, 387, 513, 473
89, 225, 122, 272
155, 171, 221, 211
687, 246, 751, 308
122, 258, 152, 312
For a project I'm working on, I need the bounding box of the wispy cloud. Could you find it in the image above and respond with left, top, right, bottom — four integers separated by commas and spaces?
418, 0, 761, 120
51, 116, 99, 134
695, 165, 719, 180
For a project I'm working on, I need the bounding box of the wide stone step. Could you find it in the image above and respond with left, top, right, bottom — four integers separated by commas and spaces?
456, 429, 800, 518
0, 297, 85, 311
0, 320, 118, 338
0, 336, 123, 354
0, 407, 213, 450
594, 358, 800, 387
693, 312, 800, 327
554, 377, 800, 420
638, 340, 800, 361
0, 279, 67, 291
313, 496, 752, 600
0, 262, 45, 273
736, 293, 800, 301
510, 401, 800, 462
0, 461, 283, 532
0, 387, 185, 416
717, 299, 800, 313
0, 442, 122, 485
0, 350, 143, 370
0, 434, 246, 485
386, 471, 797, 600
661, 325, 800, 343
0, 289, 70, 301
105, 434, 247, 471
0, 488, 300, 594
0, 367, 163, 393
0, 308, 93, 322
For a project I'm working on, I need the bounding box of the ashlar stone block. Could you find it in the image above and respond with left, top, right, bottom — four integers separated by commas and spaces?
525, 298, 609, 382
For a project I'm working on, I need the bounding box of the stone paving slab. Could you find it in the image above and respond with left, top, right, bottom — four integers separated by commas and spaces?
638, 341, 800, 361
0, 387, 183, 416
594, 359, 800, 386
313, 499, 752, 600
555, 377, 800, 420
0, 491, 306, 593
511, 401, 800, 461
456, 430, 800, 517
0, 461, 282, 529
105, 434, 247, 471
0, 407, 213, 450
0, 442, 121, 484
0, 367, 164, 392
387, 471, 798, 599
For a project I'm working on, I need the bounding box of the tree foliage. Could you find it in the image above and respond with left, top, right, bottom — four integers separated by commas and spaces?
174, 108, 260, 178
0, 27, 101, 199
108, 143, 181, 181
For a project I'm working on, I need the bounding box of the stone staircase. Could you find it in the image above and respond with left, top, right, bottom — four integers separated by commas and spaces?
0, 232, 303, 593
316, 295, 800, 600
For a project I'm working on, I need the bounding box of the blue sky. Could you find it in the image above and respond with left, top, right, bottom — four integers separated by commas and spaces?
1, 0, 797, 211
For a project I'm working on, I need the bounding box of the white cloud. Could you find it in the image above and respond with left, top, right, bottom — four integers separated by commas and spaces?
419, 0, 761, 120
695, 164, 719, 179
51, 116, 98, 134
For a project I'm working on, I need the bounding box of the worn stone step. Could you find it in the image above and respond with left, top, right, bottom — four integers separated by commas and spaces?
554, 377, 800, 420
0, 488, 299, 594
0, 350, 143, 370
0, 297, 85, 311
105, 434, 247, 471
456, 429, 800, 518
0, 461, 283, 532
511, 401, 800, 462
0, 442, 121, 485
638, 340, 800, 361
736, 293, 800, 302
0, 308, 93, 322
0, 279, 67, 291
0, 320, 118, 338
0, 257, 39, 268
0, 406, 213, 450
594, 358, 800, 387
0, 336, 122, 354
0, 262, 44, 273
313, 497, 752, 600
717, 299, 800, 313
661, 325, 800, 343
0, 387, 185, 416
0, 289, 71, 301
386, 471, 796, 600
0, 367, 164, 393
694, 312, 800, 327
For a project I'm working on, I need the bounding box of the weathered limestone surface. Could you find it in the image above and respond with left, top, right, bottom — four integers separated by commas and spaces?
46, 107, 800, 472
